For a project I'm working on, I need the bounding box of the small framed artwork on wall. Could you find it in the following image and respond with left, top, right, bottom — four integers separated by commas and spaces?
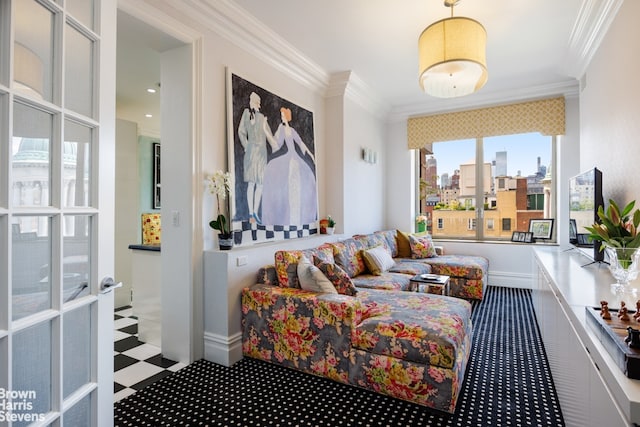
153, 142, 161, 209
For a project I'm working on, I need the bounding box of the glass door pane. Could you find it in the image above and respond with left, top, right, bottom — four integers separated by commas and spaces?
12, 102, 53, 208
14, 0, 54, 101
65, 24, 94, 117
64, 120, 92, 207
66, 0, 95, 30
12, 216, 51, 320
12, 321, 52, 425
63, 214, 91, 301
63, 305, 91, 397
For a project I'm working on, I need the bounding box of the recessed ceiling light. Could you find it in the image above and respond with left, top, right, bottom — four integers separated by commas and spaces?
145, 113, 153, 118
147, 88, 156, 93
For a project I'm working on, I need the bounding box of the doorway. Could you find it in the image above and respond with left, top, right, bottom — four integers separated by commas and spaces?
114, 8, 195, 398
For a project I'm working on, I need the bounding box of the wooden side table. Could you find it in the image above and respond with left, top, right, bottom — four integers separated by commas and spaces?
409, 274, 450, 296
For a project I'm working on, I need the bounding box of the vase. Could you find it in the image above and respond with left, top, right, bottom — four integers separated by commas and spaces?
605, 246, 640, 292
326, 227, 335, 235
218, 233, 233, 251
416, 222, 426, 233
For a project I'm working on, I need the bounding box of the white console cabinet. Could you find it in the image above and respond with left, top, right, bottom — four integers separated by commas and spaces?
534, 247, 640, 427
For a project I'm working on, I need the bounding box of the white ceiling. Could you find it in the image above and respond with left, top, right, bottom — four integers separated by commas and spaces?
116, 10, 183, 136
116, 0, 615, 131
231, 0, 588, 113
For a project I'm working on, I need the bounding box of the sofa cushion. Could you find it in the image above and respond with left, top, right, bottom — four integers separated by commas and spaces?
330, 238, 368, 278
257, 265, 278, 287
354, 232, 391, 253
361, 245, 395, 275
395, 230, 412, 258
352, 289, 472, 369
314, 258, 358, 296
420, 255, 488, 281
297, 256, 338, 294
274, 244, 334, 288
387, 260, 431, 276
375, 230, 399, 257
351, 272, 413, 291
409, 234, 438, 259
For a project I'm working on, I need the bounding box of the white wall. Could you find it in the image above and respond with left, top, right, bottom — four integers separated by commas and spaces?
342, 97, 386, 235
385, 120, 416, 232
114, 119, 138, 308
580, 0, 640, 206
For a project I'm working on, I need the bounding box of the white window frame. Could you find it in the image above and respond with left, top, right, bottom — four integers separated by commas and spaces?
416, 135, 557, 242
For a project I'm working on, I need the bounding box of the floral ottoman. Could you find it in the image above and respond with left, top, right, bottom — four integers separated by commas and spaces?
242, 283, 472, 413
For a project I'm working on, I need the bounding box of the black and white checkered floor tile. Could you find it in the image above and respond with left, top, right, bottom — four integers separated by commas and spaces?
113, 306, 187, 402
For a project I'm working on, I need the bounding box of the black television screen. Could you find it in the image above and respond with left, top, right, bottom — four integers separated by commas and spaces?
569, 219, 577, 243
569, 168, 604, 261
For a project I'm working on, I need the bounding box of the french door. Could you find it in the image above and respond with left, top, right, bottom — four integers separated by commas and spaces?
1, 0, 116, 425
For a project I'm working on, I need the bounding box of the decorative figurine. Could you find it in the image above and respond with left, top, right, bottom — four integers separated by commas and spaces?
634, 301, 640, 321
620, 302, 631, 321
601, 300, 611, 320
619, 301, 627, 317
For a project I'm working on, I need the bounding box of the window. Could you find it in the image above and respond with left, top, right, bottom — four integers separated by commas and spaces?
421, 132, 554, 241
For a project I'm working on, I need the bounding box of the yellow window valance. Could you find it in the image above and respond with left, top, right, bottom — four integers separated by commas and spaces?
407, 97, 565, 150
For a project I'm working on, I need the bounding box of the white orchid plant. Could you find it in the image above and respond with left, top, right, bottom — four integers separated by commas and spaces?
207, 170, 233, 236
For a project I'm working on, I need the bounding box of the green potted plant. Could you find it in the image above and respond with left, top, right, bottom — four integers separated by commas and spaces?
585, 199, 640, 289
207, 170, 233, 250
416, 214, 427, 233
326, 215, 336, 235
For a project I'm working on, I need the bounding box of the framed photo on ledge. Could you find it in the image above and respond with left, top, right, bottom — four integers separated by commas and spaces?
523, 232, 534, 243
511, 231, 522, 242
529, 219, 554, 240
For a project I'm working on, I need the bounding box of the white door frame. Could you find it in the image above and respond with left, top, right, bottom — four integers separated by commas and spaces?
117, 1, 203, 364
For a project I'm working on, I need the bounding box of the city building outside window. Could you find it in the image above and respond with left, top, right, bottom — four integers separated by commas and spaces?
419, 133, 554, 241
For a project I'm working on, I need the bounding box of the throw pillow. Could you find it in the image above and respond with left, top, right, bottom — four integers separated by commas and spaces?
308, 265, 338, 294
409, 234, 438, 259
297, 256, 338, 294
361, 245, 396, 275
274, 250, 304, 288
296, 255, 315, 290
330, 238, 367, 277
396, 230, 412, 258
313, 257, 358, 296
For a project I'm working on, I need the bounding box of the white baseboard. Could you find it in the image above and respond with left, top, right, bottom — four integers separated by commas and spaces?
204, 331, 243, 367
488, 271, 534, 289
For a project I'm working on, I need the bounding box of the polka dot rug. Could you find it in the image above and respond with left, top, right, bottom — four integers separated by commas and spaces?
114, 287, 564, 426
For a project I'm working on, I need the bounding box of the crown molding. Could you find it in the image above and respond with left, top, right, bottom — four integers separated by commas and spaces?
564, 0, 622, 79
326, 71, 391, 119
177, 1, 392, 119
180, 0, 329, 92
118, 0, 200, 43
389, 80, 579, 122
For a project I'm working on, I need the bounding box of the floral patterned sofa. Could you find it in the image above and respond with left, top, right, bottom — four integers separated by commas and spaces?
242, 284, 472, 413
256, 229, 489, 300
241, 230, 488, 412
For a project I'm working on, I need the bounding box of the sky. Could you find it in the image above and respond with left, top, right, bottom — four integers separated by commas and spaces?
431, 133, 552, 183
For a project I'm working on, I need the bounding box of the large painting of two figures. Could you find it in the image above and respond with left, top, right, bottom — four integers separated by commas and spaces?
227, 70, 318, 245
